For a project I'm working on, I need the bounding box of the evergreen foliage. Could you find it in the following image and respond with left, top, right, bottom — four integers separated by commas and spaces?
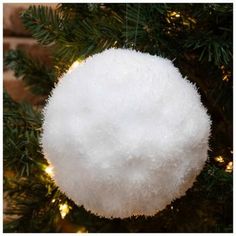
3, 3, 232, 232
21, 5, 63, 45
3, 90, 43, 176
4, 50, 55, 95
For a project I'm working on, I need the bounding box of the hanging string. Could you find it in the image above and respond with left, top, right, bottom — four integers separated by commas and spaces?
125, 3, 128, 48
134, 4, 141, 48
125, 4, 140, 49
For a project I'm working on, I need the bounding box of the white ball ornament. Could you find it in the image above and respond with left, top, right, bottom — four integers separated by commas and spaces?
41, 48, 211, 219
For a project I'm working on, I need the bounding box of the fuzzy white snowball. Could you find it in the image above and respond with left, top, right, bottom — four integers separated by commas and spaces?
41, 48, 211, 219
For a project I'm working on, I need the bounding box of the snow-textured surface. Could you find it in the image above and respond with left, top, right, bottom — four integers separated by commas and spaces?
41, 48, 211, 219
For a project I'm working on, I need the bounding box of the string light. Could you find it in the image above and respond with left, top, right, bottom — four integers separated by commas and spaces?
77, 227, 88, 233
214, 155, 224, 163
225, 161, 233, 173
45, 165, 54, 177
166, 11, 196, 30
222, 75, 230, 82
59, 203, 70, 219
68, 60, 83, 73
221, 65, 230, 82
169, 11, 181, 17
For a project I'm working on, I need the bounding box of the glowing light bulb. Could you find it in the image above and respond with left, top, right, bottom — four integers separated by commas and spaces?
68, 60, 82, 73
45, 165, 54, 177
170, 11, 177, 16
214, 156, 224, 163
222, 75, 229, 82
59, 203, 70, 219
169, 11, 181, 18
225, 161, 233, 173
77, 227, 88, 233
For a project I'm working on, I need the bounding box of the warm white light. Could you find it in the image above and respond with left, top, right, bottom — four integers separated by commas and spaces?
214, 156, 224, 163
77, 227, 88, 233
170, 11, 177, 16
45, 165, 54, 177
222, 75, 230, 82
169, 11, 181, 18
59, 203, 70, 219
225, 161, 233, 173
68, 61, 82, 73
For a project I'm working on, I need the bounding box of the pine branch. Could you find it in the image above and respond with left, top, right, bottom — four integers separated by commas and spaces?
184, 32, 232, 66
3, 91, 70, 232
53, 4, 124, 76
3, 90, 44, 176
20, 5, 63, 45
4, 49, 56, 96
4, 177, 62, 233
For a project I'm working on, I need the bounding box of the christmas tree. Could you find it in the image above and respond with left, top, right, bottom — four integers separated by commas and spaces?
3, 3, 232, 233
